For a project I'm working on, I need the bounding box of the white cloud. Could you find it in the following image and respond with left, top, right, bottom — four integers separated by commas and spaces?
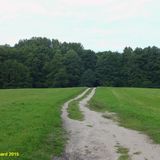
0, 0, 159, 51
0, 1, 47, 21
53, 0, 152, 22
0, 0, 152, 21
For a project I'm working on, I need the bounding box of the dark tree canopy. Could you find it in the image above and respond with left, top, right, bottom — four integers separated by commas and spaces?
0, 37, 160, 88
81, 69, 96, 87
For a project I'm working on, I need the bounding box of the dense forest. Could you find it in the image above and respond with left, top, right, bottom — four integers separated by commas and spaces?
0, 37, 160, 88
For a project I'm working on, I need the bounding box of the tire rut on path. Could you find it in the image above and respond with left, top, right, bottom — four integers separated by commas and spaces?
58, 88, 160, 160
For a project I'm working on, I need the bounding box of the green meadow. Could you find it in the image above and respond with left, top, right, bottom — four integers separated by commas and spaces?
1, 87, 160, 160
90, 87, 160, 144
0, 88, 84, 160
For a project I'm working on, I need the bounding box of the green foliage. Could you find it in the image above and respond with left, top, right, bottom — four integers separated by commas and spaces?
0, 87, 84, 160
96, 52, 123, 86
63, 49, 82, 87
0, 60, 31, 88
0, 37, 160, 88
90, 87, 160, 143
81, 69, 96, 87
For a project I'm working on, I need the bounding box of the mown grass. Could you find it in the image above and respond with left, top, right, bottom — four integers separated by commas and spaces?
0, 88, 84, 160
90, 87, 160, 144
67, 88, 91, 121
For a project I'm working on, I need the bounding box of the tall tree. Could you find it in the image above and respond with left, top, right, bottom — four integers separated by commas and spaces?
0, 37, 160, 88
64, 49, 82, 87
81, 69, 96, 87
0, 60, 31, 88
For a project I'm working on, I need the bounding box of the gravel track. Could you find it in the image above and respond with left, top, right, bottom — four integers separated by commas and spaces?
57, 88, 160, 160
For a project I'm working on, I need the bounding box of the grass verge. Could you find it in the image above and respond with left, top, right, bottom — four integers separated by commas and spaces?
67, 88, 92, 121
89, 87, 160, 144
67, 100, 84, 121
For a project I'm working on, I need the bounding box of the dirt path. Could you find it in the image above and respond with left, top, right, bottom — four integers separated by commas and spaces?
60, 88, 160, 160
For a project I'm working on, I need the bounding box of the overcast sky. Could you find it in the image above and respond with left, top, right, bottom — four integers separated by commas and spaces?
0, 0, 159, 52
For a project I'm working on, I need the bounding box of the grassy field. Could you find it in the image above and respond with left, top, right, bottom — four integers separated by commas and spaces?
0, 88, 84, 160
90, 87, 160, 144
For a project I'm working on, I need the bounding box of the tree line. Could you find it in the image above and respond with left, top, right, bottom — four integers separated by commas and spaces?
0, 37, 160, 88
